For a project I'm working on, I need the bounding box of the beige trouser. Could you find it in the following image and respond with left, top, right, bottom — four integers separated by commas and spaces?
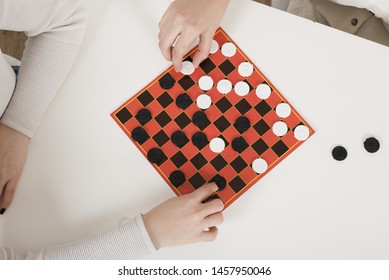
287, 0, 389, 46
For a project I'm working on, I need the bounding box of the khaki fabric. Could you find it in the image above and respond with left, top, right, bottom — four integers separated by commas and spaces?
288, 0, 389, 46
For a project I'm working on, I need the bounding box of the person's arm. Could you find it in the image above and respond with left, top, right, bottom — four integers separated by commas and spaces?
0, 0, 88, 211
0, 184, 223, 260
159, 0, 230, 72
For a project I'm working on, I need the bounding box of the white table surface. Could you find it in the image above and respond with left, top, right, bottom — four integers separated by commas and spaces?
1, 0, 389, 259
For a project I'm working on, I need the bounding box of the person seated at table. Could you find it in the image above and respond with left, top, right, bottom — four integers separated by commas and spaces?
158, 0, 389, 73
0, 0, 223, 259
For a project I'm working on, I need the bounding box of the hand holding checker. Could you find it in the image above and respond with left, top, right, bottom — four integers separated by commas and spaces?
159, 0, 230, 72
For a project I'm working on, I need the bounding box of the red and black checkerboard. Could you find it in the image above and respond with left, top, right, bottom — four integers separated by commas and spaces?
111, 28, 314, 208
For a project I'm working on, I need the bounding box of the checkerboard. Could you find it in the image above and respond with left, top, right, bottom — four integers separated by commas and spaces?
111, 27, 314, 208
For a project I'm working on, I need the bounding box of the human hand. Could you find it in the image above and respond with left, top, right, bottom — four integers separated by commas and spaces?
159, 0, 230, 72
143, 183, 224, 249
0, 123, 29, 214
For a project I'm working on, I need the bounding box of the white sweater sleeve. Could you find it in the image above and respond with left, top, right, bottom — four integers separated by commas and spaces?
334, 0, 389, 25
0, 0, 88, 137
0, 214, 157, 260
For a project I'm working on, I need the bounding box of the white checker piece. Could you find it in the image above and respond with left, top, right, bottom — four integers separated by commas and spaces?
198, 75, 214, 91
272, 121, 288, 137
196, 94, 212, 109
294, 125, 310, 141
210, 40, 219, 54
181, 61, 195, 75
221, 42, 237, 57
256, 83, 272, 99
276, 103, 292, 118
238, 62, 254, 77
210, 137, 226, 153
252, 158, 268, 174
234, 81, 250, 96
217, 79, 233, 94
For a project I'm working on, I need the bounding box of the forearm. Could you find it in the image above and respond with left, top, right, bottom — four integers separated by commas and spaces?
1, 214, 156, 260
0, 0, 88, 137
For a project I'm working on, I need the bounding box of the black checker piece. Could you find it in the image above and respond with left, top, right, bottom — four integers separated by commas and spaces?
192, 132, 209, 149
131, 127, 149, 144
210, 174, 227, 191
159, 73, 175, 90
115, 107, 132, 124
189, 173, 207, 189
157, 92, 174, 107
169, 170, 186, 187
232, 137, 249, 153
135, 108, 151, 125
364, 137, 380, 153
234, 116, 251, 133
272, 140, 289, 157
192, 111, 211, 130
176, 93, 193, 109
332, 146, 347, 161
171, 130, 189, 148
147, 148, 164, 164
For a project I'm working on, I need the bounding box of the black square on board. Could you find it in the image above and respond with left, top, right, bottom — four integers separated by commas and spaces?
137, 90, 154, 107
175, 113, 192, 129
171, 151, 188, 168
231, 156, 248, 173
272, 140, 289, 157
252, 138, 269, 156
157, 92, 174, 108
215, 97, 232, 113
219, 59, 235, 76
190, 153, 208, 170
210, 155, 228, 171
155, 111, 172, 127
253, 119, 271, 135
189, 173, 207, 189
235, 99, 252, 115
255, 100, 272, 116
214, 116, 230, 133
178, 76, 196, 91
244, 79, 254, 92
229, 176, 246, 193
152, 130, 170, 147
115, 107, 132, 124
199, 58, 217, 74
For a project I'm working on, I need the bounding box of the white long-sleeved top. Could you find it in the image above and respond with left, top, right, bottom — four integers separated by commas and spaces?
0, 0, 156, 260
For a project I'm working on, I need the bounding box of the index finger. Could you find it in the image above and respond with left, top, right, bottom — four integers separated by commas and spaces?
171, 31, 198, 72
189, 183, 218, 202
